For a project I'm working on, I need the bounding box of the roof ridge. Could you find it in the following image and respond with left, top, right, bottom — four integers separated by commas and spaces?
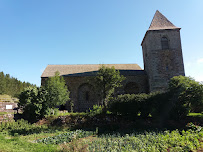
42, 64, 143, 77
47, 63, 139, 66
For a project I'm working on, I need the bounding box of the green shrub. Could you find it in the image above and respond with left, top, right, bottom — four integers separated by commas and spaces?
109, 76, 203, 120
147, 92, 171, 118
168, 76, 203, 114
186, 122, 202, 132
18, 72, 70, 122
0, 119, 48, 135
109, 94, 149, 117
46, 108, 60, 116
18, 86, 49, 122
88, 105, 103, 117
109, 93, 167, 118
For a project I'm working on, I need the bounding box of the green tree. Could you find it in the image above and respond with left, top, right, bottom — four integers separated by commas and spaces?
0, 72, 6, 94
18, 71, 70, 122
18, 86, 49, 122
44, 71, 70, 108
168, 76, 203, 114
94, 65, 125, 111
0, 71, 35, 97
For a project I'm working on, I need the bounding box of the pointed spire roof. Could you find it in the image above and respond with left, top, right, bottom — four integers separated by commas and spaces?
141, 10, 181, 45
148, 10, 180, 30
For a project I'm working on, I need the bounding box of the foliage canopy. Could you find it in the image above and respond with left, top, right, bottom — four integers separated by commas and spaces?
18, 72, 70, 122
109, 76, 203, 120
168, 76, 203, 113
0, 71, 35, 97
94, 65, 125, 109
44, 71, 70, 108
18, 86, 49, 122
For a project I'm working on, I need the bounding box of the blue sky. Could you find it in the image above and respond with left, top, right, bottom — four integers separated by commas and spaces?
0, 0, 203, 86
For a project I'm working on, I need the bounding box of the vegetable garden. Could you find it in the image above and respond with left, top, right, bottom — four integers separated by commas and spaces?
0, 119, 202, 152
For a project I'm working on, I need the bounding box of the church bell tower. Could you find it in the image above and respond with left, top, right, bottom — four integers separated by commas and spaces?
141, 10, 185, 92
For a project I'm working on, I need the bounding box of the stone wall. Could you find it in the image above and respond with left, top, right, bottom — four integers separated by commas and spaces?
0, 102, 17, 122
0, 102, 18, 112
142, 29, 185, 92
0, 114, 14, 122
41, 74, 148, 112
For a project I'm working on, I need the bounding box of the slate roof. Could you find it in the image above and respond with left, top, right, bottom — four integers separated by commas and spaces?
41, 64, 145, 77
148, 10, 180, 30
141, 10, 180, 45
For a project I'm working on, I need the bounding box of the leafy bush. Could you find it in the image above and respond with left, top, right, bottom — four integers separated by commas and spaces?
186, 122, 202, 132
36, 130, 94, 144
88, 105, 103, 117
18, 86, 49, 122
46, 108, 60, 116
109, 76, 203, 120
146, 92, 171, 118
109, 94, 143, 117
168, 76, 203, 114
109, 93, 165, 118
18, 72, 70, 122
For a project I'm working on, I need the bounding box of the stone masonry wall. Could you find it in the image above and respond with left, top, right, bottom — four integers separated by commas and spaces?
0, 102, 17, 122
41, 74, 148, 112
142, 29, 185, 92
0, 102, 18, 112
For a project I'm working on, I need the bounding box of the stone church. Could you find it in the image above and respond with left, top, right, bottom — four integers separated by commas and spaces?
41, 10, 185, 112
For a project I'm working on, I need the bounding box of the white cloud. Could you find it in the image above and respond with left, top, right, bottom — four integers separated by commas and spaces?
197, 58, 203, 64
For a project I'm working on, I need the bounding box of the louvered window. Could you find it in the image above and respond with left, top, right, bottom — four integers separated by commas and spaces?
161, 37, 169, 50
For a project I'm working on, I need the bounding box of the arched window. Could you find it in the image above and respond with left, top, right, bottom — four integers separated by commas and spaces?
161, 37, 169, 50
78, 83, 96, 112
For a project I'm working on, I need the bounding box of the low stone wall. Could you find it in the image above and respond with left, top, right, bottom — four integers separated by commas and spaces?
0, 102, 18, 112
0, 114, 14, 122
0, 102, 18, 122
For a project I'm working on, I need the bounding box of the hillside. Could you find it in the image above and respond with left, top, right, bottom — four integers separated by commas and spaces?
0, 71, 36, 97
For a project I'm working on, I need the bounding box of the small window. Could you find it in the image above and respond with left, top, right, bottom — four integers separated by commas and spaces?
161, 37, 169, 50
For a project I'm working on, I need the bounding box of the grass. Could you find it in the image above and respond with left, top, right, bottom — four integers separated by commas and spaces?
0, 135, 59, 152
45, 111, 88, 120
0, 111, 15, 116
0, 112, 8, 116
19, 130, 68, 141
56, 111, 87, 117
